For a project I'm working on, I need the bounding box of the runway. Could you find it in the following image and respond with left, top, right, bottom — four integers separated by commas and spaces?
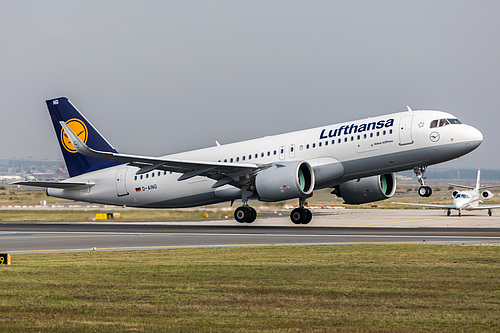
1, 209, 500, 253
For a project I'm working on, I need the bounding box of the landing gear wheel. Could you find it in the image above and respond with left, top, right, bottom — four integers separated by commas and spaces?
290, 208, 312, 224
234, 206, 257, 223
418, 186, 432, 197
290, 208, 305, 224
447, 209, 451, 216
304, 209, 313, 224
488, 209, 492, 217
248, 207, 257, 223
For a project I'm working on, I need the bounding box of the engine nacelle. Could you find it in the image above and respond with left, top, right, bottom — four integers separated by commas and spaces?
255, 161, 314, 202
333, 173, 396, 204
481, 190, 493, 200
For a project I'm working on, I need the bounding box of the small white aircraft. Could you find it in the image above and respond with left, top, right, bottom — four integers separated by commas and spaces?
14, 97, 483, 224
394, 169, 500, 216
0, 175, 22, 182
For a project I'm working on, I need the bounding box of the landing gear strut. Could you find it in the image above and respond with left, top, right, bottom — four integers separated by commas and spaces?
414, 166, 432, 197
290, 197, 312, 224
234, 186, 257, 223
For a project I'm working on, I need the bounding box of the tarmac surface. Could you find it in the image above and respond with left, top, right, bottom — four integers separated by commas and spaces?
1, 209, 499, 254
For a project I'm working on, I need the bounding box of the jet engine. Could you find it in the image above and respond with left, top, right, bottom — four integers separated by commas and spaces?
481, 190, 494, 200
255, 161, 314, 202
333, 173, 396, 204
451, 190, 459, 198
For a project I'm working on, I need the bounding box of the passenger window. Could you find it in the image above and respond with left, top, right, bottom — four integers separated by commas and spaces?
267, 151, 270, 156
242, 156, 245, 161
357, 135, 360, 140
325, 141, 328, 146
338, 139, 341, 144
230, 158, 233, 163
273, 150, 277, 155
370, 133, 373, 138
306, 144, 310, 149
134, 176, 137, 181
319, 142, 322, 147
312, 143, 316, 148
332, 140, 335, 145
376, 132, 380, 136
140, 175, 143, 180
146, 174, 149, 179
389, 129, 393, 134
344, 137, 348, 142
383, 130, 386, 135
363, 134, 367, 139
236, 157, 240, 162
152, 173, 154, 177
351, 136, 354, 141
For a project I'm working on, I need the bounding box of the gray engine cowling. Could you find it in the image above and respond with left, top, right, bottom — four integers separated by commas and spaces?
481, 190, 493, 200
255, 161, 314, 202
333, 173, 396, 204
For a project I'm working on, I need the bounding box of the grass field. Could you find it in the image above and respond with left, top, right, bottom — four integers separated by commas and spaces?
0, 245, 499, 332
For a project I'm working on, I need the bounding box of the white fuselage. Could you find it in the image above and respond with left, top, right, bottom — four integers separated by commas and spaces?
453, 190, 482, 210
47, 110, 483, 208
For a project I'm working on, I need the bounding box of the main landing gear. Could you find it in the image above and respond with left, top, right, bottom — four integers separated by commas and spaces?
233, 192, 312, 224
414, 166, 432, 197
234, 205, 257, 223
234, 187, 257, 223
290, 197, 312, 224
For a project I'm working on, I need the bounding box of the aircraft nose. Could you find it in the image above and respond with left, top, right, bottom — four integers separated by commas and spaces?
462, 125, 483, 150
453, 199, 465, 209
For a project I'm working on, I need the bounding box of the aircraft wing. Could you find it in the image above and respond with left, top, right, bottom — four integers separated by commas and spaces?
12, 181, 95, 189
59, 121, 267, 188
448, 183, 475, 190
468, 205, 500, 210
392, 202, 456, 209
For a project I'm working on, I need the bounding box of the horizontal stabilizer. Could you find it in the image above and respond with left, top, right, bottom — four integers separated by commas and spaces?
12, 181, 95, 189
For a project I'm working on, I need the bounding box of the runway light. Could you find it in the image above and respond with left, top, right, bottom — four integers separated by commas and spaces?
422, 240, 426, 244
92, 247, 97, 252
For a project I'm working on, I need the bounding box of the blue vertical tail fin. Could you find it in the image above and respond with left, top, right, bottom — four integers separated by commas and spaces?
46, 97, 122, 177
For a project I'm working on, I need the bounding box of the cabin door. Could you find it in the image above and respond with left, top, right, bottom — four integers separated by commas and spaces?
115, 168, 129, 197
399, 115, 414, 145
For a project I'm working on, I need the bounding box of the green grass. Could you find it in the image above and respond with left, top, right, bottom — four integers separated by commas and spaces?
0, 245, 499, 332
0, 209, 227, 222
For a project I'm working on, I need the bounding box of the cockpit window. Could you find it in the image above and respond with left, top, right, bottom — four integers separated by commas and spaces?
455, 193, 470, 199
447, 118, 462, 124
430, 118, 462, 128
439, 119, 449, 127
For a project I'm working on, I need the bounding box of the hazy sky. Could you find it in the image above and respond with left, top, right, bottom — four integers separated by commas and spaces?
1, 1, 499, 169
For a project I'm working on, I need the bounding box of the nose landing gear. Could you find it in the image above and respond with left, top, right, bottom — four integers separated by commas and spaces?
414, 166, 433, 197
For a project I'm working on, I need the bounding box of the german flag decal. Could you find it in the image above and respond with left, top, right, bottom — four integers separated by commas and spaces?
135, 187, 142, 193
